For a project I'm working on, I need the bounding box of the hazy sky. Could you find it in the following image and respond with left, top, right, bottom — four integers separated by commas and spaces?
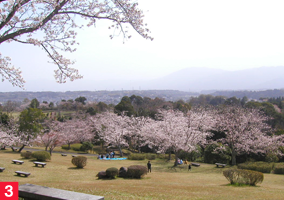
1, 0, 284, 91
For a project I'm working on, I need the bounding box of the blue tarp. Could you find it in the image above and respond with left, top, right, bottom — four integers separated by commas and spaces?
100, 157, 127, 160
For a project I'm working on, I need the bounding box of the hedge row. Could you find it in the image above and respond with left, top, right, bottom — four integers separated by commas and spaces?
273, 163, 284, 174
61, 143, 82, 151
237, 162, 274, 173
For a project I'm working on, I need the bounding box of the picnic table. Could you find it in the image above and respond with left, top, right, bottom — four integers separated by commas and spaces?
0, 167, 5, 172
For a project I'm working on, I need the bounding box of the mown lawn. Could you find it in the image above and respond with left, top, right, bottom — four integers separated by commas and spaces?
1, 149, 284, 200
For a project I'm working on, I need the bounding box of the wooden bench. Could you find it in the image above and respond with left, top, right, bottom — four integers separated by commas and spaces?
33, 162, 46, 167
191, 163, 200, 167
61, 154, 67, 156
15, 171, 31, 177
215, 163, 226, 168
12, 160, 24, 165
0, 167, 5, 172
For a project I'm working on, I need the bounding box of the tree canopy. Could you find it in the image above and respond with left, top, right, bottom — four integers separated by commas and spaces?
0, 0, 152, 88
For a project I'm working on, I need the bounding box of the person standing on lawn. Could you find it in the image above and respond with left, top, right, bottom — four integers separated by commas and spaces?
147, 160, 152, 173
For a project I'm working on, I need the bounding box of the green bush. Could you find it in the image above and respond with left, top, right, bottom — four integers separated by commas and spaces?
204, 143, 230, 164
126, 165, 148, 179
265, 152, 279, 163
273, 164, 284, 174
61, 144, 69, 150
80, 142, 94, 152
238, 162, 274, 173
96, 171, 107, 179
145, 153, 156, 160
118, 167, 128, 178
128, 153, 146, 160
61, 143, 82, 151
106, 167, 119, 179
32, 151, 51, 161
72, 156, 87, 168
223, 169, 264, 186
21, 151, 32, 159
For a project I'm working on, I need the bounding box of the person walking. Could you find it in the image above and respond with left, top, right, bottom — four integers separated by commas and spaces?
147, 160, 152, 173
188, 164, 191, 171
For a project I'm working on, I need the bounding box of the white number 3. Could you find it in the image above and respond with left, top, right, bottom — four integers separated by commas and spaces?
5, 185, 13, 197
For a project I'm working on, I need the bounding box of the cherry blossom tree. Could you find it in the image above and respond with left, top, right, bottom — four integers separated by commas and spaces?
0, 129, 18, 149
144, 108, 215, 166
128, 115, 153, 153
47, 115, 93, 150
213, 106, 281, 165
60, 119, 84, 149
0, 118, 32, 151
37, 120, 64, 155
0, 0, 152, 88
93, 111, 130, 157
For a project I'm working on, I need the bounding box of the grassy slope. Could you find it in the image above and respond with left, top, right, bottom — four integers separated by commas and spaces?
1, 150, 284, 200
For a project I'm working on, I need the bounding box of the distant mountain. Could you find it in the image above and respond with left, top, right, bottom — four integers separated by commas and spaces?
149, 66, 284, 91
1, 66, 284, 92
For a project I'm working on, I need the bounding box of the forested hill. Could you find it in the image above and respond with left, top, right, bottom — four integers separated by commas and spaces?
210, 89, 284, 99
0, 90, 198, 104
1, 89, 284, 104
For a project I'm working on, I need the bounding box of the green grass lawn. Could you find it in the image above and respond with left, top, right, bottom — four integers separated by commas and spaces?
1, 150, 284, 200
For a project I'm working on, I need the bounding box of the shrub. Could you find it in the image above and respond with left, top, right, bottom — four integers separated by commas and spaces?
145, 153, 156, 160
204, 143, 230, 164
128, 153, 146, 160
21, 151, 32, 159
71, 143, 82, 151
223, 169, 264, 186
238, 162, 274, 173
32, 151, 51, 161
273, 164, 284, 174
126, 165, 148, 179
118, 167, 128, 178
80, 142, 93, 152
96, 171, 107, 179
265, 152, 279, 163
106, 167, 119, 179
61, 143, 82, 151
61, 144, 69, 150
72, 156, 87, 168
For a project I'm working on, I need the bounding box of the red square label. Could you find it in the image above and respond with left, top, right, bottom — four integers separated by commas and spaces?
0, 182, 18, 200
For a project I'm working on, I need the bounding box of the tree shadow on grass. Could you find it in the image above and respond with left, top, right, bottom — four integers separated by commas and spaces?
221, 183, 260, 187
2, 150, 20, 154
68, 167, 84, 170
14, 175, 30, 178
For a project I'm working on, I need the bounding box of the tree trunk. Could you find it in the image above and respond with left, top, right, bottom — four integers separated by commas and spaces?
174, 151, 180, 167
231, 148, 237, 166
168, 152, 172, 161
18, 145, 26, 153
118, 145, 123, 157
11, 146, 17, 152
